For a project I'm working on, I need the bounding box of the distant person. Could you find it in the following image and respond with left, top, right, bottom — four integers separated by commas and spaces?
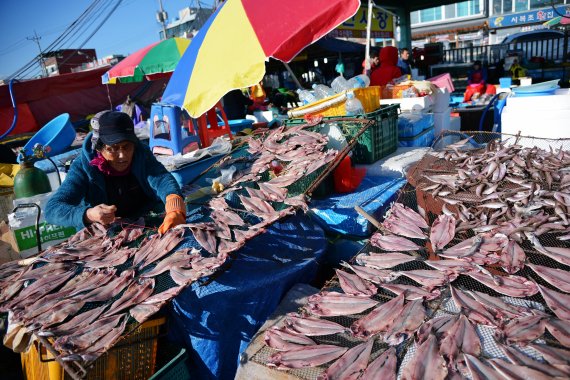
222, 89, 253, 120
249, 81, 268, 112
509, 59, 526, 80
397, 48, 412, 76
362, 48, 380, 76
370, 46, 402, 87
116, 95, 143, 125
464, 60, 496, 102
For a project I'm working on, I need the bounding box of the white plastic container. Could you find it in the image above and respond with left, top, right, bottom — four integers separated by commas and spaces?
432, 88, 450, 113
433, 107, 452, 137
380, 95, 434, 112
345, 92, 365, 116
501, 93, 570, 147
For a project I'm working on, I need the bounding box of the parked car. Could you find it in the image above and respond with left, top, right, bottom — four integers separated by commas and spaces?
491, 29, 565, 63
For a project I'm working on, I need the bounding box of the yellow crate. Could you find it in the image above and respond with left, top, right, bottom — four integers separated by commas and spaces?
21, 317, 166, 380
288, 86, 381, 119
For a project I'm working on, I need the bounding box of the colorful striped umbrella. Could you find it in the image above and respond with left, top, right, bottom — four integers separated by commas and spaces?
161, 0, 360, 118
103, 37, 191, 84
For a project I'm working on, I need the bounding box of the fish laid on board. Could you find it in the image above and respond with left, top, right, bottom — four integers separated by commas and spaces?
307, 292, 379, 317
335, 269, 377, 297
284, 313, 346, 336
527, 263, 570, 293
264, 327, 316, 351
401, 335, 448, 380
350, 294, 405, 339
267, 344, 348, 370
316, 339, 373, 380
360, 347, 397, 380
355, 252, 416, 270
430, 214, 456, 251
370, 234, 421, 252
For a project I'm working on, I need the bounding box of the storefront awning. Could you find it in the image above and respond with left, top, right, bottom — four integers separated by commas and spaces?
412, 18, 488, 39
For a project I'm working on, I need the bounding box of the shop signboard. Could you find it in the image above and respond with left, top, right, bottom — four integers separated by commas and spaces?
330, 7, 393, 39
490, 5, 570, 28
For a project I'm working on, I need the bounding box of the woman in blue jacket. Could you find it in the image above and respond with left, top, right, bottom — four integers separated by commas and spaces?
45, 111, 185, 233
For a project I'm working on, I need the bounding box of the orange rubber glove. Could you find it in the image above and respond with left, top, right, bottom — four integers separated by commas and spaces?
158, 194, 186, 234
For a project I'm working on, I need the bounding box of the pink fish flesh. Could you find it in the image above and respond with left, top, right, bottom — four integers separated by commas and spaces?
466, 290, 531, 320
307, 291, 379, 317
392, 203, 429, 229
537, 284, 570, 320
450, 287, 497, 326
430, 214, 456, 250
370, 234, 421, 251
401, 335, 448, 380
284, 314, 346, 336
464, 354, 504, 380
501, 345, 569, 378
335, 269, 377, 297
383, 299, 426, 345
499, 315, 546, 345
391, 269, 456, 292
381, 284, 441, 301
416, 314, 458, 344
360, 347, 397, 380
544, 318, 570, 347
350, 294, 405, 339
267, 344, 348, 370
467, 270, 538, 298
355, 252, 416, 269
383, 218, 427, 240
489, 358, 554, 380
340, 262, 393, 284
438, 314, 481, 366
264, 327, 315, 351
499, 240, 526, 274
527, 263, 570, 293
316, 339, 373, 380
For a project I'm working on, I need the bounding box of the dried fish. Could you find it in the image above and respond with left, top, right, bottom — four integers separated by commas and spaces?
438, 315, 481, 366
430, 214, 456, 251
498, 314, 545, 345
489, 358, 555, 380
264, 327, 316, 351
317, 339, 373, 380
369, 234, 421, 251
401, 335, 448, 380
307, 291, 379, 317
350, 294, 405, 339
360, 347, 397, 380
450, 287, 497, 326
467, 269, 538, 298
335, 269, 377, 297
340, 262, 393, 284
391, 269, 456, 291
544, 318, 570, 347
267, 344, 348, 370
355, 252, 416, 269
528, 263, 570, 293
499, 240, 526, 274
284, 313, 346, 336
383, 299, 426, 345
464, 354, 504, 380
381, 284, 441, 301
536, 284, 570, 320
501, 345, 569, 378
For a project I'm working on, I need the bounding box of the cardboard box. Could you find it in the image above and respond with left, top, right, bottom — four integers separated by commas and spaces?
8, 192, 76, 258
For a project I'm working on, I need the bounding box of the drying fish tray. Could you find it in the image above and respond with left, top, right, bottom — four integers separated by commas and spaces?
21, 316, 165, 380
285, 104, 399, 164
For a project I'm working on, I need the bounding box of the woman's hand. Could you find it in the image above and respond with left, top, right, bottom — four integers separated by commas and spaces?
85, 204, 117, 225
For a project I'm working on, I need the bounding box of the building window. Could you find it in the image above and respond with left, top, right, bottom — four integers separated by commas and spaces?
411, 11, 420, 24
503, 0, 513, 13
445, 4, 456, 18
420, 7, 443, 23
515, 0, 528, 12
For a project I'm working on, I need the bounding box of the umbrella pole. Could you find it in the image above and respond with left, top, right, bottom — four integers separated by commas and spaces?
364, 0, 373, 71
283, 62, 303, 89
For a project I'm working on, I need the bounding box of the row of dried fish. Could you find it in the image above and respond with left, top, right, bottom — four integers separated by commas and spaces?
0, 224, 225, 362
259, 199, 570, 378
420, 138, 570, 244
181, 124, 339, 256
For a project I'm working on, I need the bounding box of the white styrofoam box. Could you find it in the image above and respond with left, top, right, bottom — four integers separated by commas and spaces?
432, 88, 450, 113
504, 93, 570, 112
358, 147, 430, 178
433, 107, 452, 137
501, 108, 570, 147
380, 95, 434, 112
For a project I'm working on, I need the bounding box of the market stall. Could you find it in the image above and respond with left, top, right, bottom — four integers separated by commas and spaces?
234, 132, 570, 379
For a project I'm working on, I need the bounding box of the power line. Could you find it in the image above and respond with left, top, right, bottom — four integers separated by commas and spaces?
26, 30, 48, 77
9, 0, 106, 79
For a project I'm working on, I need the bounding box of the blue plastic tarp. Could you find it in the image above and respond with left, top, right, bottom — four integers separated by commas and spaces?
310, 176, 406, 237
167, 214, 327, 380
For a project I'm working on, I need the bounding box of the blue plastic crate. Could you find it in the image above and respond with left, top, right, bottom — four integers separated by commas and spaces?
224, 119, 254, 135
398, 126, 435, 147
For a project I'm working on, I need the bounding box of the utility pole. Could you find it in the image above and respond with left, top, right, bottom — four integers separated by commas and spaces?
157, 0, 168, 40
27, 30, 48, 77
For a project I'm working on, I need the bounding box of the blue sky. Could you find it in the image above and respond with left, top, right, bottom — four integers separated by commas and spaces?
0, 0, 215, 79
